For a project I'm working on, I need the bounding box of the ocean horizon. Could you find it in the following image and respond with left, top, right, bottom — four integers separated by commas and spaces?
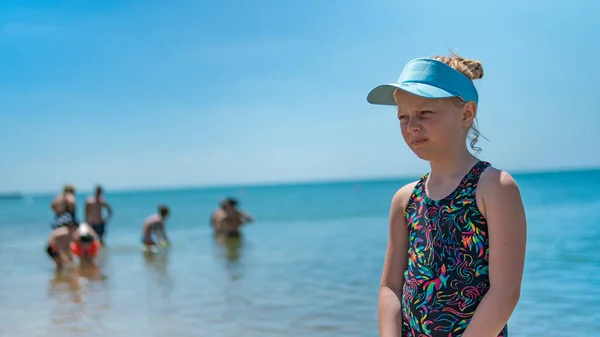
13, 165, 600, 198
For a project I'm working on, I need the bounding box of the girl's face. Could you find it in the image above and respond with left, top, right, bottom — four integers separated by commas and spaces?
394, 89, 476, 161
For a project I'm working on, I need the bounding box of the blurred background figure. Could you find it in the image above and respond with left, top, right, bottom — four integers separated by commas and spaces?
210, 197, 253, 238
70, 222, 102, 266
141, 205, 170, 251
85, 185, 113, 245
45, 222, 79, 270
50, 184, 78, 229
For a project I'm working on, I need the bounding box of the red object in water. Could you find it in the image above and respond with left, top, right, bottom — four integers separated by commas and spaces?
70, 240, 101, 257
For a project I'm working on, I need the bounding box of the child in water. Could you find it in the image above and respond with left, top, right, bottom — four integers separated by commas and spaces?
141, 205, 170, 250
368, 54, 527, 337
70, 223, 102, 265
46, 221, 79, 270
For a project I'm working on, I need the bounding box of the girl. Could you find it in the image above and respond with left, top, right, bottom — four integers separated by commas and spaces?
367, 54, 527, 337
70, 223, 102, 265
141, 205, 170, 250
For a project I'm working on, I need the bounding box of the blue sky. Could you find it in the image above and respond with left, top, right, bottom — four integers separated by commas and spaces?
1, 0, 599, 193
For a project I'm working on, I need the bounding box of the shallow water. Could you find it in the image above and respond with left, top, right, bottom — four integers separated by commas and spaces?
1, 169, 599, 336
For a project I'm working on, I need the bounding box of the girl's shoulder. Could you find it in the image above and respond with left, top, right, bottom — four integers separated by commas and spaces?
390, 180, 420, 214
477, 165, 523, 217
478, 165, 520, 194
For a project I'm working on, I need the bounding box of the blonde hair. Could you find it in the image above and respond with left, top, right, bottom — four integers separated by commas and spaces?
432, 52, 485, 153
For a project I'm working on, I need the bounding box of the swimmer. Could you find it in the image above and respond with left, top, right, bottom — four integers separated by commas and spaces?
211, 197, 252, 237
85, 185, 113, 245
70, 223, 102, 265
46, 221, 79, 270
50, 184, 78, 229
141, 205, 170, 249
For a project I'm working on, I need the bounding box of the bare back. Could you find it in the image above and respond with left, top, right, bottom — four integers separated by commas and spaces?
142, 214, 162, 238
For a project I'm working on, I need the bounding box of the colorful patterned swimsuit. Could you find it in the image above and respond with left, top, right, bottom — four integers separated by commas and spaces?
402, 161, 507, 337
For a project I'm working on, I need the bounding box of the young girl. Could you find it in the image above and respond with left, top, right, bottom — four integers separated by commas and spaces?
70, 223, 102, 265
141, 205, 170, 251
368, 54, 527, 337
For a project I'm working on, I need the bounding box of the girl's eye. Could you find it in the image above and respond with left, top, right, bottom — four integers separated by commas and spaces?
398, 115, 409, 123
420, 110, 434, 116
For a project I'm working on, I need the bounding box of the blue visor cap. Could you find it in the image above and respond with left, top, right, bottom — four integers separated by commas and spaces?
367, 58, 478, 106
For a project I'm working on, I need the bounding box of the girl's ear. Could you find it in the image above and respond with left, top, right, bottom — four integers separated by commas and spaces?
462, 101, 477, 128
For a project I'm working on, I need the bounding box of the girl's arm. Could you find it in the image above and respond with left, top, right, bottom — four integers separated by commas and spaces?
462, 169, 527, 337
379, 183, 413, 337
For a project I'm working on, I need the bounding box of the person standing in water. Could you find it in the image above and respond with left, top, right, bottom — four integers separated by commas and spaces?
46, 221, 79, 270
141, 205, 170, 249
50, 184, 78, 229
211, 197, 253, 237
368, 54, 526, 337
85, 185, 113, 245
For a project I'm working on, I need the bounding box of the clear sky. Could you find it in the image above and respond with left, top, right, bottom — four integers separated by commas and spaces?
1, 0, 599, 193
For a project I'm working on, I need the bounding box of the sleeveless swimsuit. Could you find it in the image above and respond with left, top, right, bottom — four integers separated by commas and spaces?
402, 161, 507, 337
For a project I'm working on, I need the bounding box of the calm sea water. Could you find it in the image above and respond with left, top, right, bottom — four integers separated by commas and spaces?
1, 169, 599, 337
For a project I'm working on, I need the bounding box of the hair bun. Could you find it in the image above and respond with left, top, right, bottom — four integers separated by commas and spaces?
433, 52, 484, 81
460, 58, 484, 80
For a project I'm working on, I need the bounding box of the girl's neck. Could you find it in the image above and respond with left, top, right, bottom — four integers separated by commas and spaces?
428, 148, 478, 182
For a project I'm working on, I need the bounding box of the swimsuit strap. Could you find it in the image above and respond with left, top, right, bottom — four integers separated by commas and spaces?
412, 160, 490, 202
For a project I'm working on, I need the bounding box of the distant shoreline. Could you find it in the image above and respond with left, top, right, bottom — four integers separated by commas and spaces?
7, 165, 600, 198
0, 193, 23, 200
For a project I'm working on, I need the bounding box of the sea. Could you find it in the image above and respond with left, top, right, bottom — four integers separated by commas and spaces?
1, 168, 599, 337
